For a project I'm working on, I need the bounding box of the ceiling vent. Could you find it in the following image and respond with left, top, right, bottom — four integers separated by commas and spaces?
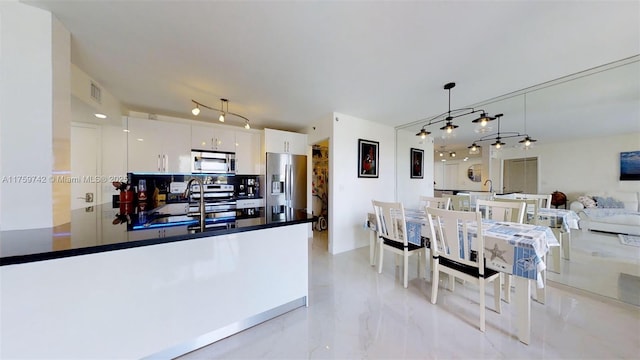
90, 81, 102, 104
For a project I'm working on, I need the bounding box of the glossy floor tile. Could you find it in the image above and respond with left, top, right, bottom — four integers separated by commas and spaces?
547, 229, 640, 306
179, 230, 639, 359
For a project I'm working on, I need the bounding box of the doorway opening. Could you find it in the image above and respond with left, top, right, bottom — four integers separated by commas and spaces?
311, 140, 329, 241
502, 157, 538, 194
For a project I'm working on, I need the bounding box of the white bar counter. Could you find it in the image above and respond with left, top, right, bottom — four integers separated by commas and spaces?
1, 207, 313, 358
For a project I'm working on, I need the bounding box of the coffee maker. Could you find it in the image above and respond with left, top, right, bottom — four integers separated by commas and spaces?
246, 178, 258, 197
236, 175, 260, 198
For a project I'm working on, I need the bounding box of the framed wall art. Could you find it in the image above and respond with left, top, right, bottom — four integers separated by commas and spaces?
620, 150, 640, 180
411, 148, 424, 179
358, 139, 379, 178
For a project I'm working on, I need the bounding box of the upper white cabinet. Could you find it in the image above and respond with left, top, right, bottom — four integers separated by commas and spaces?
235, 131, 263, 175
127, 117, 191, 173
191, 125, 235, 152
264, 128, 307, 155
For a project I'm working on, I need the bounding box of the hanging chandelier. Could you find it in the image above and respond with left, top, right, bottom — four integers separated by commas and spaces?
191, 98, 251, 129
415, 82, 496, 139
467, 94, 537, 149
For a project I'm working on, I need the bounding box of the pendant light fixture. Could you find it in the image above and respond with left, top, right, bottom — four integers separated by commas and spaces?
415, 82, 496, 138
467, 96, 539, 149
518, 94, 537, 147
190, 97, 251, 129
218, 98, 227, 122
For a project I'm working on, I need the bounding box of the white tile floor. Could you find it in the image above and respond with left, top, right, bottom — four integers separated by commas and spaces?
179, 230, 639, 359
547, 229, 640, 306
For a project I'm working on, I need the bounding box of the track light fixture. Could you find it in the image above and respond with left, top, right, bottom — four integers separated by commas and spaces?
190, 98, 251, 129
415, 82, 496, 137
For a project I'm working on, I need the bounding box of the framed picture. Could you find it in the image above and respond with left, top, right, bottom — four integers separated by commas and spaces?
620, 151, 640, 180
411, 148, 424, 179
358, 139, 379, 178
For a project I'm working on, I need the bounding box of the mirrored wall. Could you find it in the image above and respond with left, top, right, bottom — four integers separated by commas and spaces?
396, 56, 640, 306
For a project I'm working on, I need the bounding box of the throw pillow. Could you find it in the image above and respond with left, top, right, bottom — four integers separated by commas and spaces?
593, 196, 624, 208
577, 195, 596, 208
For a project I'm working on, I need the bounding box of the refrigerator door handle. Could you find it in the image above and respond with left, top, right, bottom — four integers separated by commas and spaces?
289, 161, 293, 207
287, 163, 292, 207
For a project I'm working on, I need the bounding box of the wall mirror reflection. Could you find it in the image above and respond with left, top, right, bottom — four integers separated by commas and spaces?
467, 164, 482, 182
395, 57, 640, 307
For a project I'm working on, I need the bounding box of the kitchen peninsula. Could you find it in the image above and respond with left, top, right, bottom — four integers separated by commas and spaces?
0, 204, 314, 359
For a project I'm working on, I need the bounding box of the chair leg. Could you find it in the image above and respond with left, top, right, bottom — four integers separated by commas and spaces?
403, 253, 409, 288
448, 274, 455, 291
430, 261, 439, 304
479, 280, 486, 332
562, 231, 571, 260
493, 277, 501, 314
377, 243, 384, 274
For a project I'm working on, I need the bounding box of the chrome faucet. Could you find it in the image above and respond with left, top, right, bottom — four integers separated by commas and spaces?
185, 177, 205, 230
484, 179, 493, 193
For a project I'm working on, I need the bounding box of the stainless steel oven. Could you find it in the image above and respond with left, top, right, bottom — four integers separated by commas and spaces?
192, 150, 236, 174
187, 182, 237, 224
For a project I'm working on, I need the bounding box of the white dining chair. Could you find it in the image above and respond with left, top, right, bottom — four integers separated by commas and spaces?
426, 207, 502, 332
512, 193, 552, 209
481, 198, 528, 303
477, 199, 526, 224
371, 200, 425, 288
468, 191, 495, 209
443, 194, 471, 211
419, 196, 451, 210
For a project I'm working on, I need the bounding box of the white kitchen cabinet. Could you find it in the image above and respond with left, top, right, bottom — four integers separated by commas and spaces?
264, 128, 308, 155
127, 117, 191, 173
191, 125, 236, 152
235, 130, 263, 174
127, 225, 187, 242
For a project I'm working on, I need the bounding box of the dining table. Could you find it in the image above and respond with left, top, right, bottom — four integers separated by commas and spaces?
529, 208, 580, 263
365, 208, 560, 344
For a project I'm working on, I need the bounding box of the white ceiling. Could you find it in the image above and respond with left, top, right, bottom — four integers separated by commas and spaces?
25, 0, 640, 151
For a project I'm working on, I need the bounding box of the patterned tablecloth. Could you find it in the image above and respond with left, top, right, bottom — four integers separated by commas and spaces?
528, 208, 580, 233
367, 210, 559, 284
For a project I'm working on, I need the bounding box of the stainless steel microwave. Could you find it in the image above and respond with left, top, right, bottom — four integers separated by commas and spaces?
192, 150, 236, 174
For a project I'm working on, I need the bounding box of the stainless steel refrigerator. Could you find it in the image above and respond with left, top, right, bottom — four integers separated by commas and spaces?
265, 152, 307, 221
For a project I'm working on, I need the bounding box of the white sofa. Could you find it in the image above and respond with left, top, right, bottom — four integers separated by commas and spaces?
569, 191, 640, 235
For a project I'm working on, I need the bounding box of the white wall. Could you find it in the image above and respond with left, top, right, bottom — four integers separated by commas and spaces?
331, 113, 395, 254
499, 132, 640, 200
71, 63, 123, 126
0, 2, 56, 230
433, 158, 485, 192
396, 129, 434, 209
307, 112, 396, 254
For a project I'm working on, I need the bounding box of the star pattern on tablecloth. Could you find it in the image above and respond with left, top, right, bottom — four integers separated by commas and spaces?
485, 243, 507, 263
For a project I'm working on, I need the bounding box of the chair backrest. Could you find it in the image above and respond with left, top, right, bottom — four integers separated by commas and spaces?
426, 207, 485, 272
419, 196, 451, 210
443, 194, 471, 211
476, 199, 526, 224
512, 193, 552, 209
494, 197, 539, 225
371, 200, 408, 246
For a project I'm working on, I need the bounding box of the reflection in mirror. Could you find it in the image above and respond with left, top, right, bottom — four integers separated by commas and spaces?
396, 57, 640, 307
467, 164, 482, 182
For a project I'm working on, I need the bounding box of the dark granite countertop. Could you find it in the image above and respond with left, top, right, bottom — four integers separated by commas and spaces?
0, 204, 315, 266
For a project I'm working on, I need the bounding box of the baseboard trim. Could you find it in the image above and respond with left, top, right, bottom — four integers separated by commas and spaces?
142, 297, 307, 359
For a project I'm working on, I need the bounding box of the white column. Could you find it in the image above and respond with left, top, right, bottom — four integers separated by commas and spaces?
0, 2, 69, 230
